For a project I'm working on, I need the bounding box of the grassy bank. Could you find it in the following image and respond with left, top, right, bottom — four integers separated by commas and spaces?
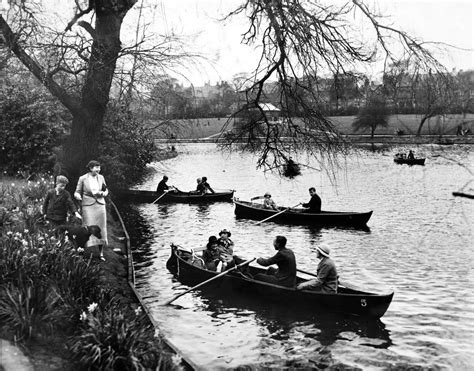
0, 175, 181, 370
159, 114, 474, 139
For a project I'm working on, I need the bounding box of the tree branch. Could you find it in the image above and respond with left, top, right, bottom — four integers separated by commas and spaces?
0, 15, 84, 117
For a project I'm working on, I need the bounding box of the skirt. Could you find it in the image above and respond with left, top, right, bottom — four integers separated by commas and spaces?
82, 202, 107, 247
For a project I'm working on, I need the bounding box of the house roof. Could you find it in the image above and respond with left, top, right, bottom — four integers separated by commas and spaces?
258, 103, 280, 112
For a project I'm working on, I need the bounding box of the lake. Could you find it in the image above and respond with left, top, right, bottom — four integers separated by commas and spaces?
118, 143, 473, 370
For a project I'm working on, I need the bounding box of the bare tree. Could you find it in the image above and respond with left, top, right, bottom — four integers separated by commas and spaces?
0, 0, 192, 183
221, 0, 447, 173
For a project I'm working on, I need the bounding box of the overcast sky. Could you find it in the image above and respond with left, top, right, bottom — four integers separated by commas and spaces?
153, 0, 473, 86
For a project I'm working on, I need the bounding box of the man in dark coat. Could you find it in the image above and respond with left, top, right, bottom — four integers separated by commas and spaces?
254, 235, 297, 288
156, 175, 170, 194
302, 187, 321, 213
296, 244, 338, 293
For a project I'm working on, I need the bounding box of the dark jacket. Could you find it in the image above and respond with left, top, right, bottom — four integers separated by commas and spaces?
202, 247, 221, 270
43, 189, 77, 222
156, 179, 169, 193
315, 257, 338, 293
257, 248, 297, 287
302, 194, 321, 213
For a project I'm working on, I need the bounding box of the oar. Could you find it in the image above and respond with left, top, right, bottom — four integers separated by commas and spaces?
297, 268, 358, 290
255, 203, 301, 225
160, 257, 256, 305
251, 195, 265, 201
151, 192, 168, 204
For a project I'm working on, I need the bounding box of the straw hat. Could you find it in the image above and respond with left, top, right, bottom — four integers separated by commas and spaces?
316, 244, 330, 258
264, 192, 271, 198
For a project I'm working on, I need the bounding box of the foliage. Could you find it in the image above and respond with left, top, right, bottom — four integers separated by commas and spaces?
0, 86, 67, 176
69, 303, 162, 370
99, 103, 158, 189
352, 95, 390, 138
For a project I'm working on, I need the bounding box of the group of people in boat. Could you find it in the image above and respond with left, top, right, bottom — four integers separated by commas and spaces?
395, 150, 415, 160
156, 175, 215, 195
262, 187, 322, 213
199, 231, 338, 293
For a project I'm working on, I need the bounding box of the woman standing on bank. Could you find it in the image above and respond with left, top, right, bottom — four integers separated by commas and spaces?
74, 160, 108, 261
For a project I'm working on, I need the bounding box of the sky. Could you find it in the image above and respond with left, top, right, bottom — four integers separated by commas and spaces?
5, 0, 472, 87
150, 0, 474, 86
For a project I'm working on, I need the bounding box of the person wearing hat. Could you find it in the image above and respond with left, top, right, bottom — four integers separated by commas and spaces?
217, 229, 234, 268
301, 187, 322, 213
43, 175, 82, 227
263, 192, 278, 210
296, 243, 338, 293
74, 160, 109, 261
202, 236, 221, 271
254, 235, 297, 288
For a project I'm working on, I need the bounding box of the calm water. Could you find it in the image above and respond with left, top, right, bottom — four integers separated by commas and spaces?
118, 143, 473, 370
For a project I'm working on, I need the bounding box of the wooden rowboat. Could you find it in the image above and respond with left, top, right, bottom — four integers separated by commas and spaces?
234, 199, 373, 227
393, 157, 425, 165
113, 189, 234, 203
166, 245, 394, 319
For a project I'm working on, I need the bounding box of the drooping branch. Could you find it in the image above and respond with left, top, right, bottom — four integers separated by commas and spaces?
0, 14, 84, 117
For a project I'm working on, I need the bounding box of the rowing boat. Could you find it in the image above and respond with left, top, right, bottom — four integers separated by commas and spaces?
166, 245, 394, 318
393, 157, 426, 165
113, 189, 234, 203
234, 199, 373, 226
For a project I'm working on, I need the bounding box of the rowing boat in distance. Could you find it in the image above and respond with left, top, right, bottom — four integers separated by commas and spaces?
166, 245, 394, 319
393, 157, 426, 165
234, 199, 373, 227
113, 189, 234, 203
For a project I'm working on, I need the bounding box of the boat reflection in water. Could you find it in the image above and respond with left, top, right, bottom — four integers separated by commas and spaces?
196, 289, 392, 369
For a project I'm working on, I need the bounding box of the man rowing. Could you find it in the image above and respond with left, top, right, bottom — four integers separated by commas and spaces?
254, 235, 297, 288
301, 187, 321, 213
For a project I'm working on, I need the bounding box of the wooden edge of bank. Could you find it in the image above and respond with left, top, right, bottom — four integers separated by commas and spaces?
109, 200, 201, 371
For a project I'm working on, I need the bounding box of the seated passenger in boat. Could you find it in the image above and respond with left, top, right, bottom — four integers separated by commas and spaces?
217, 229, 234, 270
263, 192, 278, 210
407, 150, 415, 159
296, 244, 338, 293
198, 176, 215, 194
254, 235, 296, 288
301, 187, 321, 213
202, 236, 221, 271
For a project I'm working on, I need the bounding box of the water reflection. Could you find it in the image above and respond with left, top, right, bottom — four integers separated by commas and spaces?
116, 144, 473, 370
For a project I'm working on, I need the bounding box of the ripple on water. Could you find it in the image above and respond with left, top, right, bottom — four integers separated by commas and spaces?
118, 144, 474, 370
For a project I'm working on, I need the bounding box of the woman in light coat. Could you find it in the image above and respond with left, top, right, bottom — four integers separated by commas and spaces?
74, 160, 108, 261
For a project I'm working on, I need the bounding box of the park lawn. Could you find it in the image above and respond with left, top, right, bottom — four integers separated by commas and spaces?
159, 114, 474, 139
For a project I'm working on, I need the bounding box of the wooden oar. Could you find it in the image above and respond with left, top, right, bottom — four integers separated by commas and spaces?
160, 257, 256, 305
251, 195, 265, 201
297, 268, 358, 290
255, 203, 301, 225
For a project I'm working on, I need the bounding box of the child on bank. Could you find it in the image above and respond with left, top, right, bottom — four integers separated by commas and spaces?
43, 175, 82, 227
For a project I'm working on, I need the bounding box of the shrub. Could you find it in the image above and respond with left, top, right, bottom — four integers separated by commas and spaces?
0, 87, 68, 175
99, 103, 157, 189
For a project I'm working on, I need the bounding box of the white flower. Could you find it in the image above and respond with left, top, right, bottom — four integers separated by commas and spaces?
79, 311, 87, 321
21, 239, 28, 247
77, 247, 84, 253
6, 231, 13, 236
24, 229, 29, 233
87, 302, 98, 313
134, 307, 142, 316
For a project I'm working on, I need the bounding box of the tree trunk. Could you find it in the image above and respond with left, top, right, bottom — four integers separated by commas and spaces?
416, 115, 429, 137
63, 10, 124, 183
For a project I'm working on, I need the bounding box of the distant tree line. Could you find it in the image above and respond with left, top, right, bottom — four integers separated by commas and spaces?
145, 69, 474, 120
